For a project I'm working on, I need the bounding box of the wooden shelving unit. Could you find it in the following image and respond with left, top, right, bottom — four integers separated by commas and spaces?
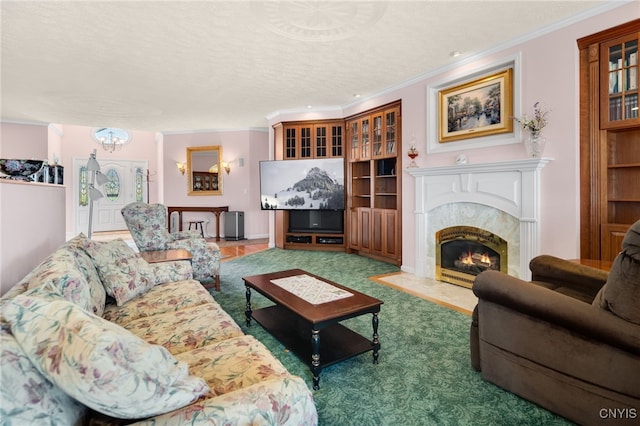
346, 101, 402, 265
273, 119, 346, 251
579, 19, 640, 261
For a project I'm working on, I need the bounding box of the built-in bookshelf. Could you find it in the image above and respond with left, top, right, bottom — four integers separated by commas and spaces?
346, 101, 402, 265
579, 19, 640, 262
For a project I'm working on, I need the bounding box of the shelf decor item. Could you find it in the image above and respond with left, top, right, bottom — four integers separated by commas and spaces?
524, 132, 547, 158
407, 145, 419, 168
513, 101, 550, 158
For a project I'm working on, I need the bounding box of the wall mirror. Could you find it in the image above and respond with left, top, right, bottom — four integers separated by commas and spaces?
187, 146, 223, 196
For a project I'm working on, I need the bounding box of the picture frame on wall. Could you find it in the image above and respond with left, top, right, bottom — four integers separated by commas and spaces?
438, 68, 514, 144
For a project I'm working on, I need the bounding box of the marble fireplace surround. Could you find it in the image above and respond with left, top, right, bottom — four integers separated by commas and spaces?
407, 158, 550, 281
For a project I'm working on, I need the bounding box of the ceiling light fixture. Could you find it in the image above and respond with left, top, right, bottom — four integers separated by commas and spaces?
450, 51, 461, 57
92, 128, 132, 153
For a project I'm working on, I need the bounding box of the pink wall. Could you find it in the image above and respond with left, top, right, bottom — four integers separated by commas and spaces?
1, 181, 66, 295
0, 122, 48, 159
269, 3, 638, 273
162, 129, 269, 239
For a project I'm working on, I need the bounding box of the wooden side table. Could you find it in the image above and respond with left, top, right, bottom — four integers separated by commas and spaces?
140, 249, 193, 264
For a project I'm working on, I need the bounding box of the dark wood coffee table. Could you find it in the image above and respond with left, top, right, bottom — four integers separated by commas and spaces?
243, 269, 383, 390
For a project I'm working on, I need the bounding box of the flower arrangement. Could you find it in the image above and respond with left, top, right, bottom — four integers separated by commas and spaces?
513, 102, 549, 135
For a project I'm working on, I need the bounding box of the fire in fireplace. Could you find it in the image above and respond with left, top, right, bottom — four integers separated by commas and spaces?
435, 226, 508, 288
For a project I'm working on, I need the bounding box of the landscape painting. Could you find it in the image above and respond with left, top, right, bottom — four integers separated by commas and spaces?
438, 68, 513, 143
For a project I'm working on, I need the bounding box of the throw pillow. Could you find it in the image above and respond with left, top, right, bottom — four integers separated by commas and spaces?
1, 287, 210, 419
596, 219, 640, 324
0, 322, 88, 424
66, 233, 107, 316
25, 243, 94, 312
81, 239, 155, 305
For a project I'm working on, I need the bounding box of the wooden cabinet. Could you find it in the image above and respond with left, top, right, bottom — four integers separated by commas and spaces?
282, 120, 344, 159
579, 20, 640, 261
346, 101, 402, 265
348, 104, 399, 161
273, 119, 346, 252
272, 103, 401, 263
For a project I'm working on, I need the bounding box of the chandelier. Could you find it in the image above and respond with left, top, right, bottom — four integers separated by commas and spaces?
92, 128, 131, 153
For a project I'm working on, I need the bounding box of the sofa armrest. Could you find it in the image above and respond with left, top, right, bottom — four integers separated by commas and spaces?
131, 377, 318, 426
148, 260, 193, 285
171, 230, 202, 240
473, 270, 640, 355
529, 255, 608, 301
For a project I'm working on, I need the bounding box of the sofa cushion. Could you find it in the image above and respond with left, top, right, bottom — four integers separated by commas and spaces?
0, 322, 88, 425
81, 239, 156, 306
595, 219, 640, 324
174, 335, 291, 397
1, 285, 210, 419
122, 302, 244, 356
102, 279, 214, 325
25, 243, 95, 313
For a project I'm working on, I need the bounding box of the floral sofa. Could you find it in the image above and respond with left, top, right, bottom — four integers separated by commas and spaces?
0, 234, 317, 425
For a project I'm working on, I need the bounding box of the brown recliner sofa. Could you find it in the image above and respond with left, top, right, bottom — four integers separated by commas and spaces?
470, 220, 640, 426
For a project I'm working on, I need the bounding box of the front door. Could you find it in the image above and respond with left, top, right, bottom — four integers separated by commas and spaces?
74, 157, 148, 234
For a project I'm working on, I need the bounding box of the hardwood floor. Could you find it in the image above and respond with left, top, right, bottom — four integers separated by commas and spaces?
219, 242, 269, 262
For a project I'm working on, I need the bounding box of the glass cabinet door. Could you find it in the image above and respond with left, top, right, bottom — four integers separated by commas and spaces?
602, 34, 639, 127
285, 127, 297, 158
384, 107, 399, 156
372, 113, 383, 157
331, 124, 343, 157
360, 117, 370, 159
315, 126, 327, 157
349, 120, 359, 161
300, 126, 312, 158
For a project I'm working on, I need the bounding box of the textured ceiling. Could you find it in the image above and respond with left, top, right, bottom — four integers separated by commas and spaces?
0, 1, 614, 132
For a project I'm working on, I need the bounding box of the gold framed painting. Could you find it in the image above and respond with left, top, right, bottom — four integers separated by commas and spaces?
438, 68, 513, 143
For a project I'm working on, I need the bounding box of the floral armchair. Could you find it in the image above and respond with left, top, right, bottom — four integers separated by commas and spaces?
121, 202, 221, 290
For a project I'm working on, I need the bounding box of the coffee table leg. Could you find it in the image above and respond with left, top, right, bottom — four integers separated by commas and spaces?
311, 329, 320, 390
372, 312, 380, 364
245, 286, 252, 327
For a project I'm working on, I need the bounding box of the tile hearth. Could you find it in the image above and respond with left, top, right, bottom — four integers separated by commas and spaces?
371, 272, 477, 315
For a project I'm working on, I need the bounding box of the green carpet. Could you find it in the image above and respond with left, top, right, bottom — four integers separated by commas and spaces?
214, 249, 570, 426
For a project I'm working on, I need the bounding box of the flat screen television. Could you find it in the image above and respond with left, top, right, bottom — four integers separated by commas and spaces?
259, 158, 345, 210
288, 210, 344, 234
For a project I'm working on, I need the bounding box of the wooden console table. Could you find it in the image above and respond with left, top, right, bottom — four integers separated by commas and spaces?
167, 206, 229, 241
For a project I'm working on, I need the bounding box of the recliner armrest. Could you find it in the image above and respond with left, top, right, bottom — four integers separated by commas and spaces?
529, 254, 608, 300
473, 270, 640, 355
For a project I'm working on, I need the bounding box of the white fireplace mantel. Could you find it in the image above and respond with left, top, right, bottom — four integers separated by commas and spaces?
407, 158, 551, 280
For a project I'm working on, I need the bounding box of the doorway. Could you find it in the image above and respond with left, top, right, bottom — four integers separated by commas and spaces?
73, 157, 148, 235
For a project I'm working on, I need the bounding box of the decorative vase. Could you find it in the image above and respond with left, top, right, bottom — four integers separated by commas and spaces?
524, 132, 546, 158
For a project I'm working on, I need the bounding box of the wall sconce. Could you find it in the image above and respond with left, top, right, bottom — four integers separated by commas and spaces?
221, 161, 230, 174
176, 162, 186, 175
